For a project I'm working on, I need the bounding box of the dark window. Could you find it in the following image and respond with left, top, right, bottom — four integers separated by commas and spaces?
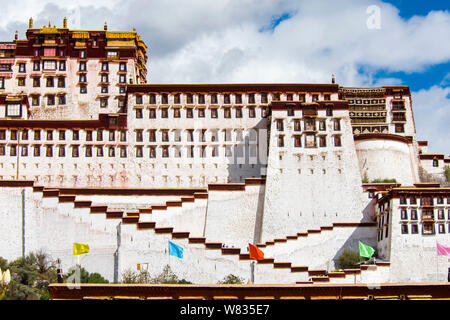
246, 107, 255, 118
97, 130, 103, 141
149, 130, 156, 142
319, 135, 326, 147
58, 95, 66, 105
326, 106, 333, 117
174, 94, 181, 104
287, 107, 294, 116
86, 131, 93, 141
19, 63, 26, 73
85, 146, 92, 157
33, 145, 40, 157
277, 120, 284, 131
120, 146, 127, 158
33, 78, 40, 87
235, 94, 242, 104
73, 130, 79, 140
401, 209, 407, 220
401, 224, 408, 234
162, 146, 169, 158
248, 93, 255, 104
334, 135, 342, 147
198, 94, 205, 104
149, 94, 156, 104
162, 94, 168, 104
149, 147, 156, 158
400, 196, 407, 205
136, 130, 143, 142
186, 108, 193, 118
261, 93, 268, 103
108, 146, 115, 157
136, 146, 143, 158
149, 109, 156, 119
120, 131, 127, 142
223, 94, 230, 104
411, 224, 418, 234
174, 108, 181, 118
186, 94, 193, 104
278, 135, 284, 147
211, 108, 218, 118
10, 145, 17, 156
58, 77, 65, 88
135, 108, 143, 119
210, 94, 218, 104
334, 119, 341, 131
72, 145, 79, 157
161, 108, 168, 118
224, 108, 231, 118
236, 108, 242, 118
47, 95, 55, 106
294, 136, 301, 148
46, 130, 53, 141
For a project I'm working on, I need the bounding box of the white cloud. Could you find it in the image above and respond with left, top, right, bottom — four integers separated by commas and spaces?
413, 85, 450, 155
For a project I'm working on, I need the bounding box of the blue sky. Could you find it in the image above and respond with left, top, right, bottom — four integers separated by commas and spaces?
377, 0, 450, 91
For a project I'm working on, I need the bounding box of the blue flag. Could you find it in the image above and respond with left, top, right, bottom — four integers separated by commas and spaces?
168, 241, 183, 259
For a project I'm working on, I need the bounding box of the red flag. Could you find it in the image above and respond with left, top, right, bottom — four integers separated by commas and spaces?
248, 243, 264, 261
437, 242, 450, 256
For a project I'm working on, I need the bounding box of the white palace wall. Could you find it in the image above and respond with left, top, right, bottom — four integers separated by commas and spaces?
355, 138, 419, 186
262, 107, 369, 243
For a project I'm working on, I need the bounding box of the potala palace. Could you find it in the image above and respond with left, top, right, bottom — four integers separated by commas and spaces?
0, 19, 449, 284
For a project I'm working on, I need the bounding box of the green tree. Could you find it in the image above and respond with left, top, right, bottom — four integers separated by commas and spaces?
444, 165, 450, 183
218, 274, 245, 284
88, 272, 109, 284
2, 251, 58, 300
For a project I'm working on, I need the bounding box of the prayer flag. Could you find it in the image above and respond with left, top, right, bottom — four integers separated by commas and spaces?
436, 242, 450, 256
248, 243, 265, 261
359, 241, 375, 259
73, 243, 89, 256
168, 241, 183, 259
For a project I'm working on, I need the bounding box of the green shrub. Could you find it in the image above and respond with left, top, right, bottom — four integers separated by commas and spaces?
371, 178, 397, 183
336, 249, 364, 270
218, 274, 245, 284
121, 265, 191, 284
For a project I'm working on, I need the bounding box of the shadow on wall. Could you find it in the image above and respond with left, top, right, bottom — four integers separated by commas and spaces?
226, 119, 268, 245
331, 225, 378, 270
361, 197, 378, 223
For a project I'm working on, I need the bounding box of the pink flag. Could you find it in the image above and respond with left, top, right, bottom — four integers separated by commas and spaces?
436, 242, 450, 256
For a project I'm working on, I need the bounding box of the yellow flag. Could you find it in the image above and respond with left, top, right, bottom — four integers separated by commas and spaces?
73, 243, 89, 255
